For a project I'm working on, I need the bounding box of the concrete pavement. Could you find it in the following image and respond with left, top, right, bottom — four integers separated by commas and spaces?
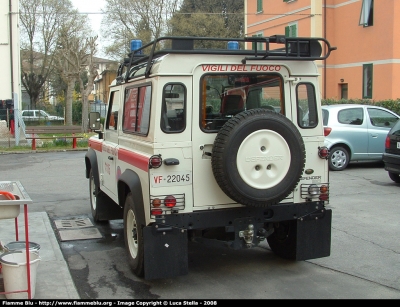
0, 211, 80, 300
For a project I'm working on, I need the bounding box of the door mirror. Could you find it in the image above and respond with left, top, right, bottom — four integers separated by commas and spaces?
89, 112, 101, 130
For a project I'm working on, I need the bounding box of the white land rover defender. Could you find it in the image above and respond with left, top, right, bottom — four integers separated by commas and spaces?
85, 35, 336, 280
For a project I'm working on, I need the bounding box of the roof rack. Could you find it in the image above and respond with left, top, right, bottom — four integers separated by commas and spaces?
115, 35, 336, 84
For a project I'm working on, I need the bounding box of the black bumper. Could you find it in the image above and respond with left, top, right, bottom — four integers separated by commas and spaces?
383, 152, 400, 174
154, 201, 327, 230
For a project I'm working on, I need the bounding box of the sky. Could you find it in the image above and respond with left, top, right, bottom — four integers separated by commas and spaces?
70, 0, 107, 56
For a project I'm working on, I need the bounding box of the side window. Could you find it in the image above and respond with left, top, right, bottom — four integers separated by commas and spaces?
106, 91, 120, 130
123, 85, 151, 135
367, 108, 398, 129
297, 83, 317, 128
161, 83, 186, 133
338, 108, 363, 125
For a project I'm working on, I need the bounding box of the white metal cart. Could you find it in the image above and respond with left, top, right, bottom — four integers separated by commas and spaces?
0, 180, 34, 299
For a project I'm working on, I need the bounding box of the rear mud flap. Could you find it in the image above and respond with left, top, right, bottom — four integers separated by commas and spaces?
296, 209, 332, 260
143, 225, 188, 280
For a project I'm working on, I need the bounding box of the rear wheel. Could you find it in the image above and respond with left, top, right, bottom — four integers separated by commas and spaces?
267, 220, 297, 260
388, 172, 400, 183
124, 192, 144, 277
328, 146, 349, 171
89, 169, 109, 222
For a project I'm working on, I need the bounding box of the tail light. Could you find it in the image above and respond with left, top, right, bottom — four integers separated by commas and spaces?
324, 127, 332, 136
150, 194, 185, 217
164, 195, 176, 207
149, 155, 162, 168
318, 146, 329, 159
301, 184, 329, 202
385, 136, 390, 149
319, 185, 329, 201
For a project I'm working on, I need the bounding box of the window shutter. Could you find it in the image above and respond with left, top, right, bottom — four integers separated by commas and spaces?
257, 0, 263, 12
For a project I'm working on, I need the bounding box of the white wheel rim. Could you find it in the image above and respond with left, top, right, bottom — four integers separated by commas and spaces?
90, 175, 96, 211
126, 209, 138, 258
237, 129, 291, 189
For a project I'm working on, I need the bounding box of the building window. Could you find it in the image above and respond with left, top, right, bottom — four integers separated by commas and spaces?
359, 0, 373, 27
340, 84, 348, 99
252, 33, 264, 51
257, 0, 263, 13
362, 64, 373, 99
285, 23, 297, 37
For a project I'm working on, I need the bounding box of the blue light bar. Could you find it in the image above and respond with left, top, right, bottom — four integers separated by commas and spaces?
227, 41, 239, 50
131, 39, 143, 54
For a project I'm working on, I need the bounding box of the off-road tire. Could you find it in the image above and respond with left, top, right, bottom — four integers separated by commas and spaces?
124, 192, 145, 277
211, 109, 305, 207
89, 169, 109, 222
267, 220, 297, 260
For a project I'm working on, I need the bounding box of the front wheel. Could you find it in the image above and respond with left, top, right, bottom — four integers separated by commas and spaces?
388, 172, 400, 183
89, 169, 108, 222
124, 192, 145, 277
328, 146, 349, 171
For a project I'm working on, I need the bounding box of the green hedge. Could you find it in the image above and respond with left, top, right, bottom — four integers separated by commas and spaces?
321, 98, 400, 116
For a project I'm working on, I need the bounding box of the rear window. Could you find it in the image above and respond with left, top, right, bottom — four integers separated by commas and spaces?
200, 73, 284, 132
389, 119, 400, 136
322, 109, 329, 126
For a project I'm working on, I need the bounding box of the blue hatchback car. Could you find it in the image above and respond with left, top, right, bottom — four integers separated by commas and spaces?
322, 104, 400, 171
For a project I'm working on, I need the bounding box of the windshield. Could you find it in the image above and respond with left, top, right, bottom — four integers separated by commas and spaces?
39, 110, 51, 117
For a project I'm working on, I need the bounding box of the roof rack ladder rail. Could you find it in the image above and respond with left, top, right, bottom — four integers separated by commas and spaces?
123, 38, 155, 83
144, 37, 165, 78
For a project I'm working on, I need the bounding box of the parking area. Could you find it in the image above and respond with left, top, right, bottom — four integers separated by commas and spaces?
0, 151, 399, 299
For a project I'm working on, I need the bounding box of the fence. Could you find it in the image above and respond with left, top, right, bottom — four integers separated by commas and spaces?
0, 109, 28, 148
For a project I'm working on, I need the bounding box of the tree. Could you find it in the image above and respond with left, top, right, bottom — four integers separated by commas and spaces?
101, 0, 182, 60
168, 0, 244, 39
19, 0, 74, 109
53, 17, 98, 130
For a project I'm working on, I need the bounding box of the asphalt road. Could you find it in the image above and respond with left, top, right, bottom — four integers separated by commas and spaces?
1, 151, 400, 299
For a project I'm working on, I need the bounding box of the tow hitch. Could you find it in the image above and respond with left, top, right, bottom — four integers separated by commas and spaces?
239, 224, 254, 248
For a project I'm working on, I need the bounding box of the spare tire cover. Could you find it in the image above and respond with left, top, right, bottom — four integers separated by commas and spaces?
211, 109, 305, 207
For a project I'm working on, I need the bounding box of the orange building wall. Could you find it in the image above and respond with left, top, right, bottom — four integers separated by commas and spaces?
246, 0, 400, 101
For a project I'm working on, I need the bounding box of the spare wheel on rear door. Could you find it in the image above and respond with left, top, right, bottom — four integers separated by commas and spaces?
211, 109, 305, 208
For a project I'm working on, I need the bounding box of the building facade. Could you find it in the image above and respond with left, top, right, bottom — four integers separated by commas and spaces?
245, 0, 400, 101
0, 0, 21, 108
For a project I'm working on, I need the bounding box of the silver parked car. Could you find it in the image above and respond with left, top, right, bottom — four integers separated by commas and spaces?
21, 109, 64, 121
322, 104, 400, 171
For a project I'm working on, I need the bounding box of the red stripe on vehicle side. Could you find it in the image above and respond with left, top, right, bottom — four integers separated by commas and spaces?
118, 148, 149, 172
89, 139, 103, 152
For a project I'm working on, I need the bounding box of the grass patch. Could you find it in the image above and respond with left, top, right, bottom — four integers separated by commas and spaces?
0, 133, 94, 152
